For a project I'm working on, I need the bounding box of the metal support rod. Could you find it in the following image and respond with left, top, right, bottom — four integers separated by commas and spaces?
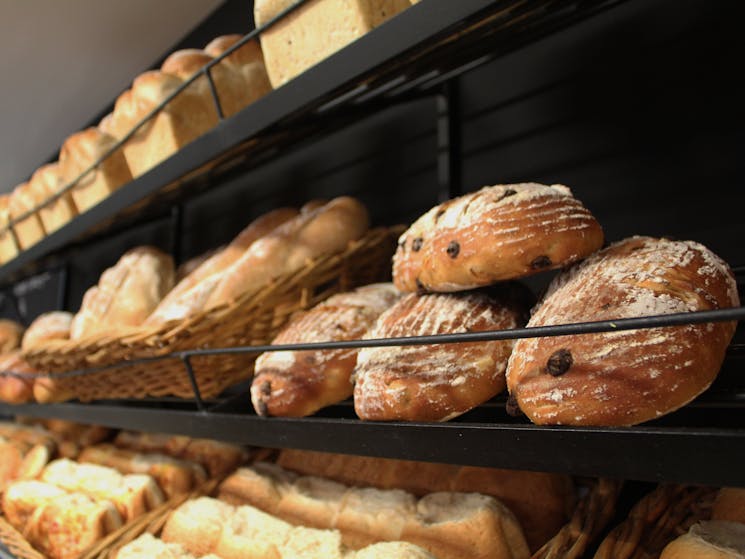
436, 79, 462, 202
181, 355, 206, 412
204, 68, 225, 120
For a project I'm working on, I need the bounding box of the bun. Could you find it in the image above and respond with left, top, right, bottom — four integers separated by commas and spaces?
59, 127, 132, 212
661, 522, 745, 559
393, 183, 604, 292
28, 163, 78, 234
0, 351, 35, 404
0, 319, 24, 351
252, 283, 400, 417
8, 182, 46, 249
0, 195, 19, 263
354, 287, 529, 422
507, 236, 739, 426
21, 311, 72, 351
70, 246, 175, 339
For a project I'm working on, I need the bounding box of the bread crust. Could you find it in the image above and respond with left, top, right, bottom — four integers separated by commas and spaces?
0, 194, 19, 264
252, 283, 400, 417
8, 182, 46, 249
21, 311, 72, 352
0, 351, 35, 404
28, 163, 78, 234
393, 183, 604, 292
507, 236, 739, 426
661, 522, 745, 559
354, 287, 528, 421
0, 319, 24, 352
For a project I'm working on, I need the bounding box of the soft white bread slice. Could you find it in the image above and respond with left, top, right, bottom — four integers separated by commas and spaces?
353, 541, 438, 559
214, 504, 291, 559
24, 492, 123, 559
660, 521, 745, 558
1, 480, 66, 531
161, 496, 235, 556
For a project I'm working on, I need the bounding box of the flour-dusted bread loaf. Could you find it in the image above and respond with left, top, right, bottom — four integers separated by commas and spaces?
255, 0, 412, 88
660, 522, 745, 559
252, 283, 401, 417
59, 127, 133, 213
116, 533, 206, 559
0, 195, 19, 264
8, 182, 46, 249
276, 449, 572, 552
214, 503, 293, 559
354, 286, 530, 422
146, 207, 298, 326
0, 319, 23, 352
0, 351, 35, 404
70, 246, 175, 339
393, 183, 604, 293
507, 236, 740, 426
24, 492, 123, 559
337, 486, 417, 548
205, 196, 370, 309
203, 35, 273, 115
162, 497, 235, 556
103, 70, 219, 178
21, 311, 72, 351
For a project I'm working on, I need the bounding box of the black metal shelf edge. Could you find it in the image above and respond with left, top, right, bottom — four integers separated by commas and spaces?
0, 0, 623, 286
3, 401, 744, 488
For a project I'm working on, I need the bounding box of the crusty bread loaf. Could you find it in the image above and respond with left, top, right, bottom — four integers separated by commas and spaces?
1, 480, 67, 531
252, 283, 400, 417
78, 444, 206, 498
660, 522, 745, 559
214, 503, 292, 559
59, 127, 132, 213
0, 351, 35, 404
0, 319, 23, 352
205, 196, 370, 309
204, 34, 272, 112
507, 236, 740, 426
24, 492, 123, 559
40, 459, 164, 521
255, 0, 412, 88
70, 246, 175, 339
0, 194, 19, 264
145, 207, 298, 326
8, 182, 46, 249
103, 70, 218, 178
27, 163, 78, 234
21, 311, 72, 351
354, 287, 529, 422
713, 488, 745, 525
218, 463, 529, 559
393, 183, 604, 292
116, 533, 207, 559
276, 449, 572, 551
162, 497, 235, 556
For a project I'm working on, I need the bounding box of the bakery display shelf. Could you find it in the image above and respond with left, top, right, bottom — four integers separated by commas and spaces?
0, 0, 624, 287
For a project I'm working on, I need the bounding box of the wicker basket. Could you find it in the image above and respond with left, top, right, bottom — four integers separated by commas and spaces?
592, 484, 717, 559
24, 227, 401, 402
531, 478, 623, 559
0, 516, 46, 559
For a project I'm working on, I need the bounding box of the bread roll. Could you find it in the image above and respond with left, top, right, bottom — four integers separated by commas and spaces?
70, 246, 175, 339
59, 127, 133, 212
214, 503, 292, 559
252, 283, 400, 417
8, 182, 46, 249
103, 70, 218, 178
145, 207, 298, 326
0, 194, 19, 264
254, 0, 412, 88
21, 311, 72, 351
661, 522, 745, 559
41, 418, 110, 446
218, 462, 297, 512
713, 488, 745, 525
162, 497, 236, 556
116, 533, 207, 559
0, 319, 24, 351
393, 183, 604, 293
0, 351, 35, 404
354, 286, 529, 422
507, 236, 739, 426
276, 449, 572, 552
28, 162, 78, 234
205, 196, 370, 309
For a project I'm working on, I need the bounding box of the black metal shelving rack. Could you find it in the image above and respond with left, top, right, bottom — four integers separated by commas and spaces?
2, 0, 745, 509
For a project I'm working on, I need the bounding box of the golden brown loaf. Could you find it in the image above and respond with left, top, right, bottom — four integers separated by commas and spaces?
203, 34, 272, 111
252, 283, 401, 417
506, 236, 739, 426
660, 522, 745, 559
70, 246, 175, 339
713, 488, 745, 525
103, 70, 218, 178
27, 162, 78, 234
21, 311, 72, 351
0, 194, 19, 264
393, 183, 604, 293
0, 319, 23, 352
59, 127, 133, 212
0, 351, 35, 404
276, 449, 572, 552
205, 196, 370, 309
8, 182, 46, 249
146, 207, 298, 326
254, 0, 412, 88
353, 287, 529, 422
